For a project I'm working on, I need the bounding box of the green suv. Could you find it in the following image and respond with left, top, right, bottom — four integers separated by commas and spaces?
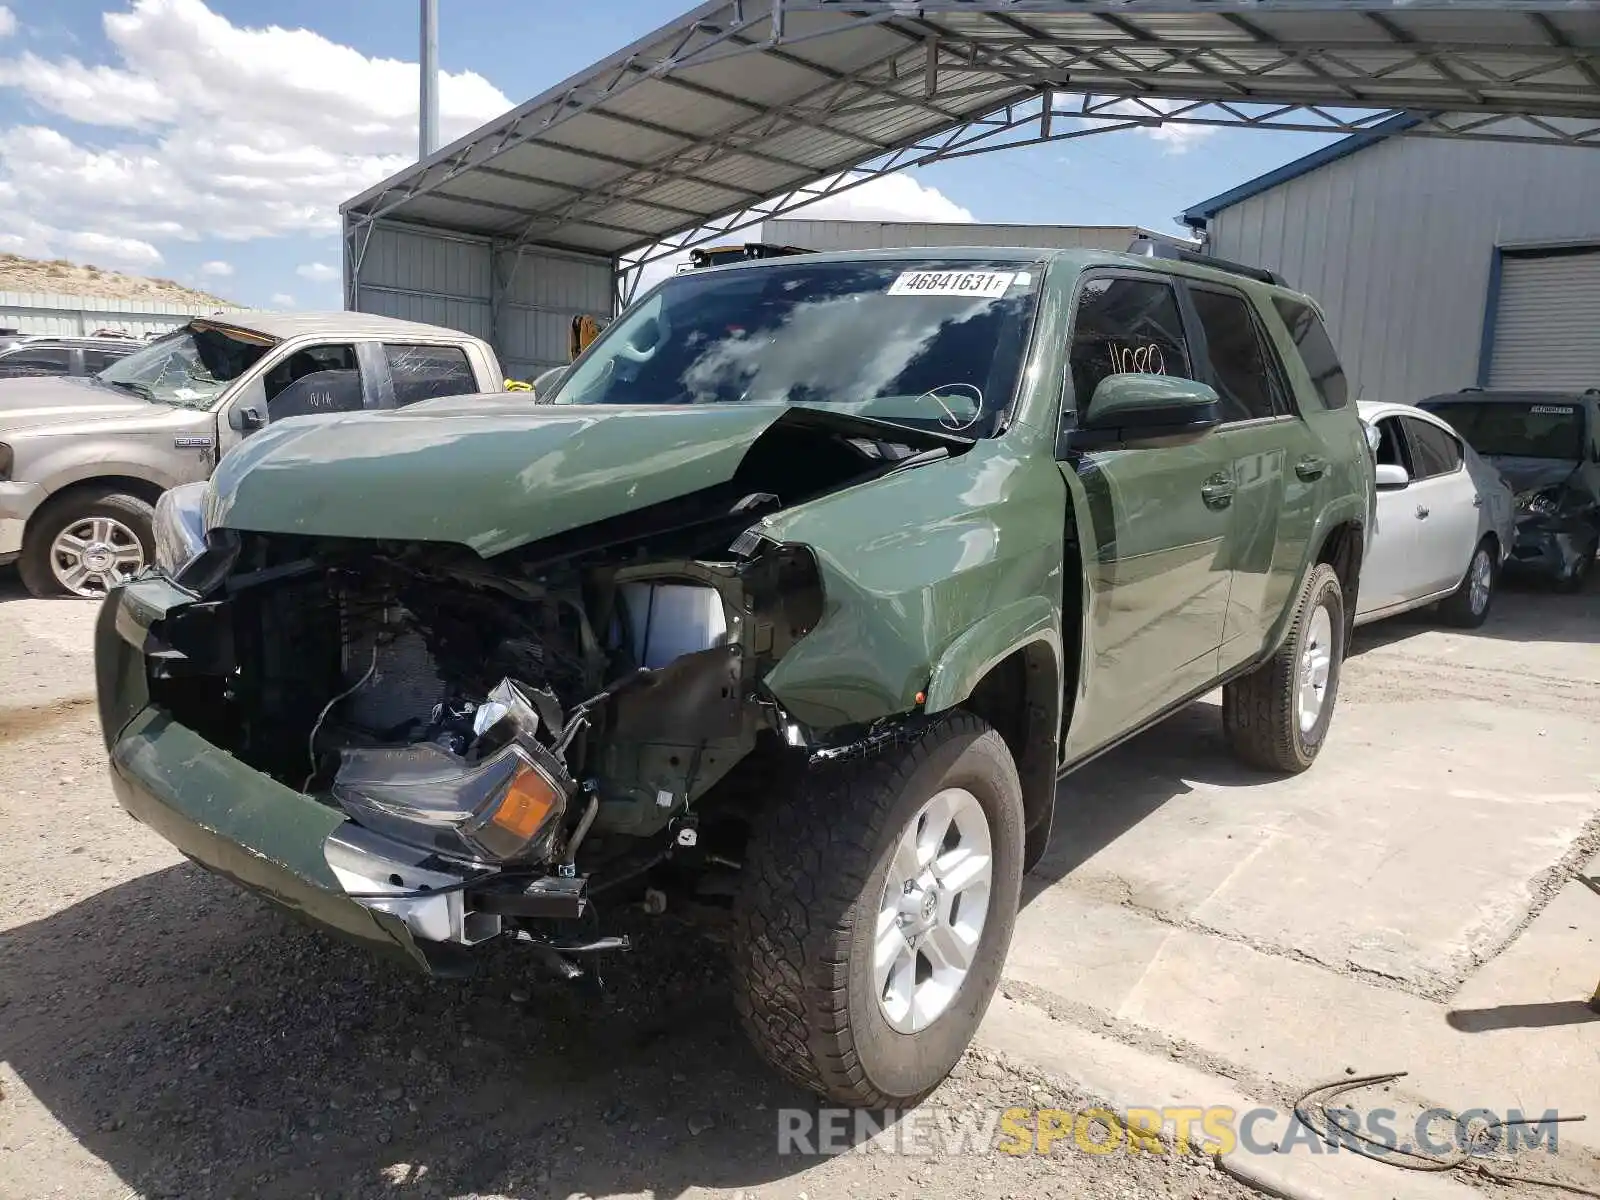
96, 246, 1371, 1107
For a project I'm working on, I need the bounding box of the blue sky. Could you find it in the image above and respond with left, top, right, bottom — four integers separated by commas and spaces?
0, 1, 1343, 310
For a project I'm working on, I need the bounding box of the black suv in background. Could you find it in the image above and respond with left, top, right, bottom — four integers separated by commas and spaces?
0, 334, 142, 380
1418, 387, 1600, 590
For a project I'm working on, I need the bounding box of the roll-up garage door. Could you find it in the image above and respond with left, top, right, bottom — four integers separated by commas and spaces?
1487, 248, 1600, 388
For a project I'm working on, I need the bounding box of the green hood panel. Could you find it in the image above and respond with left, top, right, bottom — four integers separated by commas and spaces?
207, 404, 788, 556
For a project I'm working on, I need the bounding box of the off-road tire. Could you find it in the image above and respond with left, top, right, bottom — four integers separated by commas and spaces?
17, 487, 155, 599
729, 711, 1024, 1107
1438, 537, 1496, 628
1222, 563, 1345, 774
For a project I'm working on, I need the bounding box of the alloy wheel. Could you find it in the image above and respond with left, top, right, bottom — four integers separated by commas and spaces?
874, 787, 994, 1034
49, 516, 144, 597
1296, 605, 1334, 735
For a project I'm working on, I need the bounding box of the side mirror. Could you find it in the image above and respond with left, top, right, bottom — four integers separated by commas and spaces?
1064, 375, 1221, 453
530, 365, 568, 402
228, 403, 265, 432
1375, 463, 1410, 490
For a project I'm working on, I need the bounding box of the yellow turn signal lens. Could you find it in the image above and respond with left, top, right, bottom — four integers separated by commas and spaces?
490, 764, 560, 841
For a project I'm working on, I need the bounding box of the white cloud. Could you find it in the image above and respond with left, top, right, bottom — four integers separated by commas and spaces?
0, 214, 163, 268
793, 172, 975, 223
296, 261, 337, 283
198, 259, 232, 276
628, 172, 973, 293
0, 0, 511, 249
0, 8, 17, 39
1086, 96, 1218, 153
270, 292, 297, 308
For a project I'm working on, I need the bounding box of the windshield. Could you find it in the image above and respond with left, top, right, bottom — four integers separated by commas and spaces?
1425, 400, 1586, 461
96, 321, 274, 409
546, 258, 1044, 436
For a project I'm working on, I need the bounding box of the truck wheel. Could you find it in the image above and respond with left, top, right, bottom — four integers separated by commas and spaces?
1223, 563, 1344, 774
730, 711, 1024, 1107
1438, 538, 1496, 628
18, 487, 154, 599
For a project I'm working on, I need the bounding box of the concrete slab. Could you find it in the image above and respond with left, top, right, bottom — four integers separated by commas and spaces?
1032, 689, 1600, 997
978, 995, 1486, 1200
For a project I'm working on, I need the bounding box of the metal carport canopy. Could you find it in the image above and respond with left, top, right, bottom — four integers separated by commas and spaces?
340, 0, 1600, 292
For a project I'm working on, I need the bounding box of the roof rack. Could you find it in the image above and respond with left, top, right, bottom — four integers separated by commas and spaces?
1127, 237, 1284, 288
688, 242, 813, 270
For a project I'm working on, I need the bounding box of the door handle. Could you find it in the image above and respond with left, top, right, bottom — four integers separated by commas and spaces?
1295, 455, 1327, 481
1201, 476, 1236, 509
1416, 505, 1430, 519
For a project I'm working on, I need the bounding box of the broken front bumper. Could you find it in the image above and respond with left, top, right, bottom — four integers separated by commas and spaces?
107, 706, 475, 975
98, 577, 577, 978
1505, 519, 1600, 583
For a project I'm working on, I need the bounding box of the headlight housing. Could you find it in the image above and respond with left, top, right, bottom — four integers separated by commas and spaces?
152, 481, 210, 575
332, 738, 572, 864
1514, 487, 1565, 518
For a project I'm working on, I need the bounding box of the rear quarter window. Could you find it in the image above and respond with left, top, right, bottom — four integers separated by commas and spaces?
385, 344, 477, 407
1272, 297, 1349, 411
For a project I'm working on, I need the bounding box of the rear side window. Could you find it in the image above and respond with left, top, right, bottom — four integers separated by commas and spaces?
385, 344, 476, 407
83, 349, 128, 374
1273, 298, 1349, 411
1402, 416, 1463, 479
1068, 276, 1193, 413
1188, 287, 1284, 422
0, 345, 71, 377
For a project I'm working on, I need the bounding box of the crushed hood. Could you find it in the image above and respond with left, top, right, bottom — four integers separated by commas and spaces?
207, 403, 957, 557
1483, 455, 1586, 496
0, 375, 162, 432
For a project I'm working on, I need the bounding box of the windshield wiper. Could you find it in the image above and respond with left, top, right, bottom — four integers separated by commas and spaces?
98, 377, 155, 401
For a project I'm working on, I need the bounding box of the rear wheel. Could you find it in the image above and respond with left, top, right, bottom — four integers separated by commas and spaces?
18, 487, 153, 599
1438, 538, 1496, 628
730, 712, 1023, 1107
1223, 563, 1345, 774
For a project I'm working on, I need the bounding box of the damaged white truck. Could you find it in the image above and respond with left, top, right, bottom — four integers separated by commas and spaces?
97, 248, 1371, 1106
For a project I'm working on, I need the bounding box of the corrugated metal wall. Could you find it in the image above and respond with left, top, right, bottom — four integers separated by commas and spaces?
0, 292, 252, 337
1202, 129, 1600, 403
492, 244, 615, 380
764, 219, 1191, 253
347, 219, 614, 380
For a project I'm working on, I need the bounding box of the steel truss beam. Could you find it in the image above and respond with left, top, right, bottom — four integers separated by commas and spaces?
342, 0, 1600, 314
612, 87, 1600, 306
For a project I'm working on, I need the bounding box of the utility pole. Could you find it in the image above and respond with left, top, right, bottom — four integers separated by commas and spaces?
419, 0, 439, 159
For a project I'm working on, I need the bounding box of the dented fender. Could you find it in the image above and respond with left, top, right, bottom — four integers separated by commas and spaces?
757, 435, 1066, 730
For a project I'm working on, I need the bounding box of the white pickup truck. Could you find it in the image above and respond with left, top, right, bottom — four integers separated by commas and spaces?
0, 311, 502, 597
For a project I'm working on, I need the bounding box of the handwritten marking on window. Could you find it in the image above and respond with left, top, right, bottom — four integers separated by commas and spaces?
1109, 343, 1168, 376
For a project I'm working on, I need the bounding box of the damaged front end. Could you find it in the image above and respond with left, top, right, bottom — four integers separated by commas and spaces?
100, 407, 953, 978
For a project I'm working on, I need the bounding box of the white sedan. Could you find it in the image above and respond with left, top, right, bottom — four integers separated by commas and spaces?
1356, 400, 1515, 629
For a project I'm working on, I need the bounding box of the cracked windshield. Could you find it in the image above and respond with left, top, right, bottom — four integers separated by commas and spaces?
94, 322, 274, 410
548, 258, 1043, 437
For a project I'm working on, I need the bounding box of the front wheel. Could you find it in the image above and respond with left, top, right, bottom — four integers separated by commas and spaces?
1438, 538, 1497, 628
730, 712, 1024, 1107
1223, 563, 1345, 774
17, 487, 154, 599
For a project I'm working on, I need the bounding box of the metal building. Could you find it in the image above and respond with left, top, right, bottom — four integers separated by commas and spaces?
1182, 114, 1600, 404
339, 1, 1600, 381
761, 218, 1192, 254
0, 291, 252, 339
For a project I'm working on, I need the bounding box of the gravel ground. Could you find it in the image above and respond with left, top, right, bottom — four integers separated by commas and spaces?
0, 575, 1250, 1200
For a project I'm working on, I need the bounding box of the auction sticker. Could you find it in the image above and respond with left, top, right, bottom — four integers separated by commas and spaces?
1531, 405, 1574, 414
888, 269, 1016, 298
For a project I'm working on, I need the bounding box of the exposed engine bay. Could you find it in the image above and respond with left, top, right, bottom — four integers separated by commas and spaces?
144, 411, 960, 967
